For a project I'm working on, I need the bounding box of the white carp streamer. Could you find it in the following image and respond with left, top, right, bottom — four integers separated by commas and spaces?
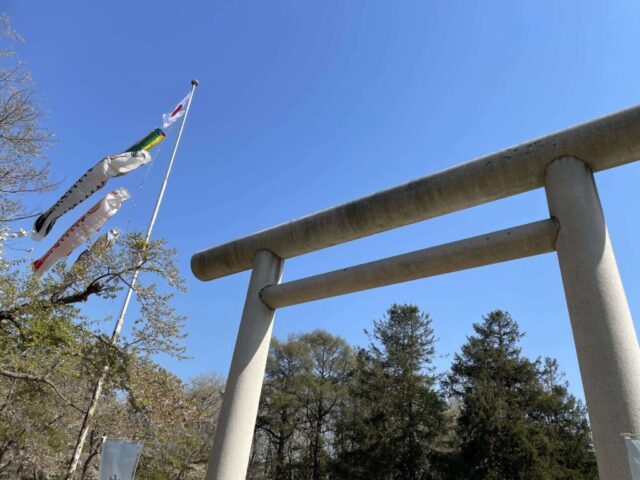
32, 151, 149, 241
32, 189, 130, 278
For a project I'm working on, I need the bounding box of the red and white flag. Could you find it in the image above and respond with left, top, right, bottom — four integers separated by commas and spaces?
162, 91, 192, 129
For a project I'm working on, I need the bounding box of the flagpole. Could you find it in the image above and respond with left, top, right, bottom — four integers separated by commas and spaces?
110, 78, 199, 342
65, 79, 199, 480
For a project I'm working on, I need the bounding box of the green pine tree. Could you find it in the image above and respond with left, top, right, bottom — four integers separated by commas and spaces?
334, 304, 446, 480
444, 310, 597, 479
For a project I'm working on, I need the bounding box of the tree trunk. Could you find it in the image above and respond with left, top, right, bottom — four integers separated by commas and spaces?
80, 430, 102, 479
64, 364, 108, 480
274, 435, 286, 480
312, 415, 323, 480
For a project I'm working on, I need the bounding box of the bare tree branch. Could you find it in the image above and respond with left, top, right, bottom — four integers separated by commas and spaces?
0, 368, 84, 413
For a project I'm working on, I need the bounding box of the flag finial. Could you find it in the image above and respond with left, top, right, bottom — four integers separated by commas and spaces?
191, 79, 199, 87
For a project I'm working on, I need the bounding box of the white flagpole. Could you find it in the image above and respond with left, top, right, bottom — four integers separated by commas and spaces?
65, 79, 199, 480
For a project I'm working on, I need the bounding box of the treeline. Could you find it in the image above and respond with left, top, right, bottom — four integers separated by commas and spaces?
0, 302, 598, 479
248, 305, 598, 480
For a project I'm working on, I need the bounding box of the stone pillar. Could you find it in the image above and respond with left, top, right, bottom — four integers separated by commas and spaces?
545, 156, 640, 480
205, 250, 283, 480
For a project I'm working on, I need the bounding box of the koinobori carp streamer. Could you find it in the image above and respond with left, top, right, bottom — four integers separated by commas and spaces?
32, 151, 149, 241
32, 188, 129, 278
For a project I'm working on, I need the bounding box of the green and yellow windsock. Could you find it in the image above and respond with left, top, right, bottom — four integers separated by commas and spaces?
125, 127, 166, 152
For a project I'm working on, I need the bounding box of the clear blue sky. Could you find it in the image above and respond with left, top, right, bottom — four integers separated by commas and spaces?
7, 0, 640, 400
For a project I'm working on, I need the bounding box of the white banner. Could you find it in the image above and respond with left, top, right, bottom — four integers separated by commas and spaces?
98, 438, 142, 480
627, 437, 640, 480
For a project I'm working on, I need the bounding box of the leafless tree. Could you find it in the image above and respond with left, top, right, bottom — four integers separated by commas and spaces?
0, 13, 53, 223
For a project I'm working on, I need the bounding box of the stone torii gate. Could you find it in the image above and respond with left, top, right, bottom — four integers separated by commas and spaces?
192, 105, 640, 480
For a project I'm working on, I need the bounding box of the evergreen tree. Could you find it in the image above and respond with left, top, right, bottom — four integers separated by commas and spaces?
334, 304, 446, 480
445, 310, 597, 479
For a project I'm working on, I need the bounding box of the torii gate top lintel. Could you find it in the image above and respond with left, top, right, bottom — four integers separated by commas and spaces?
192, 104, 640, 282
